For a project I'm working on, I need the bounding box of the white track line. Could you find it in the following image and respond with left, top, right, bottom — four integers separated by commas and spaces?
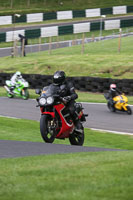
0, 115, 21, 120
82, 102, 133, 106
91, 128, 133, 135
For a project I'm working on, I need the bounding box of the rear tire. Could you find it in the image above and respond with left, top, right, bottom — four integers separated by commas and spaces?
107, 102, 115, 112
7, 92, 13, 98
40, 115, 55, 143
69, 128, 84, 146
22, 89, 29, 100
127, 106, 132, 115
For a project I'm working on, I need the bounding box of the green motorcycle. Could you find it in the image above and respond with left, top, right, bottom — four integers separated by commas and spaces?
4, 78, 29, 100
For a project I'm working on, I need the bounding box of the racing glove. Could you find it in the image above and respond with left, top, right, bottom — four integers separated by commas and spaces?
63, 96, 71, 103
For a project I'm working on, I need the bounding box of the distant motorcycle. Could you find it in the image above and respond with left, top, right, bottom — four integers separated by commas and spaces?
4, 78, 29, 100
104, 93, 132, 115
36, 84, 88, 146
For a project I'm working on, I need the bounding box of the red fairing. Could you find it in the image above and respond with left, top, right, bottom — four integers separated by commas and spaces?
40, 107, 55, 118
54, 104, 74, 138
40, 103, 74, 139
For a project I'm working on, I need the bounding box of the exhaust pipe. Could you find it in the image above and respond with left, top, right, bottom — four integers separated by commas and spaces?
4, 85, 10, 92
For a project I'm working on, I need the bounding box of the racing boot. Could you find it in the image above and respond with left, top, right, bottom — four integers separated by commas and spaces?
74, 119, 83, 134
9, 86, 15, 95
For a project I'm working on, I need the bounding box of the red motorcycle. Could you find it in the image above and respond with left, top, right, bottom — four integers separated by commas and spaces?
36, 84, 88, 146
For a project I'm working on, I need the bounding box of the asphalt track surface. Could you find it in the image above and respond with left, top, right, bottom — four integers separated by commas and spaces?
0, 97, 133, 134
0, 140, 125, 159
0, 97, 132, 158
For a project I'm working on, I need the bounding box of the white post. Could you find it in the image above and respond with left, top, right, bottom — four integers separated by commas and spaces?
100, 15, 106, 41
81, 33, 85, 54
49, 37, 52, 54
10, 0, 13, 8
11, 14, 21, 57
39, 37, 41, 52
118, 28, 122, 53
27, 0, 30, 7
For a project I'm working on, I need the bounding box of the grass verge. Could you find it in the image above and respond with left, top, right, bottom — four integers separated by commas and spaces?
0, 0, 132, 15
0, 116, 132, 150
0, 36, 133, 79
0, 116, 133, 200
0, 151, 133, 200
1, 87, 133, 104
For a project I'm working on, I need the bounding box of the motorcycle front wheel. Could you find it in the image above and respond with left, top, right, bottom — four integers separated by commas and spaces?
126, 106, 132, 115
69, 128, 84, 146
40, 115, 55, 143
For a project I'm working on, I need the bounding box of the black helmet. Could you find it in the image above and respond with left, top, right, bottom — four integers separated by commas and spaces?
53, 71, 66, 85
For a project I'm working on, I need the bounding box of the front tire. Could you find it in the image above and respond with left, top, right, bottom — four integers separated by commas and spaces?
40, 115, 55, 143
69, 128, 84, 146
127, 106, 132, 115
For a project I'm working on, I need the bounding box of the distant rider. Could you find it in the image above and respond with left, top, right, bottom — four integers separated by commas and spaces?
10, 71, 22, 93
108, 84, 121, 107
45, 70, 83, 133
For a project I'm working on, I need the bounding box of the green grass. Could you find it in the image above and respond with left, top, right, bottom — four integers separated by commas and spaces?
0, 36, 133, 79
0, 0, 132, 15
0, 151, 133, 200
0, 116, 133, 149
0, 116, 133, 200
1, 87, 133, 104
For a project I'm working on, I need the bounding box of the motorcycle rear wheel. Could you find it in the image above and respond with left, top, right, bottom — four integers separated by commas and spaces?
22, 89, 29, 100
7, 92, 13, 98
69, 128, 84, 146
107, 102, 115, 112
127, 106, 132, 115
40, 115, 55, 143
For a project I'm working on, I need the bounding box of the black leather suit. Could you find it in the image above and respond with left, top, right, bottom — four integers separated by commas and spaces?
109, 88, 121, 99
58, 81, 78, 123
108, 88, 121, 106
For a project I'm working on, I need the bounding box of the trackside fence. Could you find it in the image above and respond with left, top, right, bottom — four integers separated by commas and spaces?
0, 4, 133, 25
0, 18, 133, 43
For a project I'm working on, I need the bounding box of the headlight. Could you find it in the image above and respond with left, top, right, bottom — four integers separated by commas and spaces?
39, 98, 46, 105
47, 97, 54, 105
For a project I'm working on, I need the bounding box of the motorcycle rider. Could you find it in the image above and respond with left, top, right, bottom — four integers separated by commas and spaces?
108, 84, 121, 107
10, 71, 22, 93
52, 70, 83, 133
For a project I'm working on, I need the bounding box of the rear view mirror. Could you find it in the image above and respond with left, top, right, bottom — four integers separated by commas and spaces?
35, 89, 41, 95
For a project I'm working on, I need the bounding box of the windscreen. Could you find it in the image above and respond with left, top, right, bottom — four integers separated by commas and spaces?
41, 84, 59, 97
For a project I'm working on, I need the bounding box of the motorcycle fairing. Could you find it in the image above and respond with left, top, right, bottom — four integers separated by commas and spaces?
40, 103, 74, 139
54, 104, 74, 138
122, 103, 128, 111
113, 95, 128, 111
